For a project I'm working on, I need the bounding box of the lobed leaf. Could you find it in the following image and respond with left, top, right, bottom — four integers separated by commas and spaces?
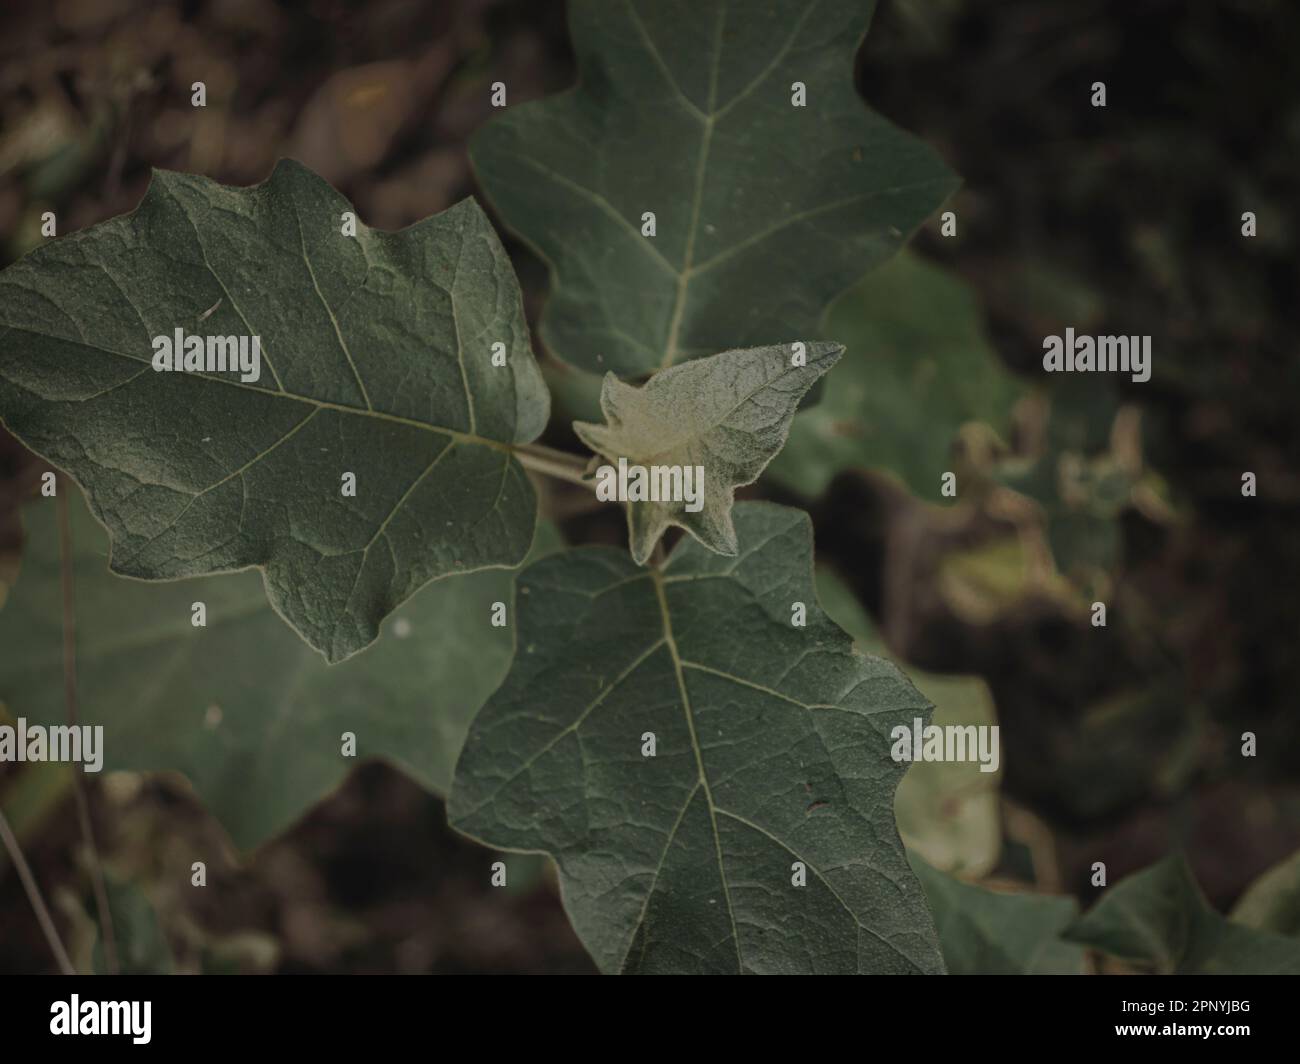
449, 502, 943, 974
0, 159, 550, 662
472, 0, 957, 376
574, 341, 841, 563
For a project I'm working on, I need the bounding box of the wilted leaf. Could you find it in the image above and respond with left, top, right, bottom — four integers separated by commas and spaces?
937, 537, 1079, 624
1065, 854, 1300, 974
574, 342, 840, 563
767, 252, 1023, 503
0, 159, 550, 662
449, 502, 943, 974
0, 491, 558, 848
910, 857, 1085, 975
995, 379, 1148, 581
472, 0, 957, 376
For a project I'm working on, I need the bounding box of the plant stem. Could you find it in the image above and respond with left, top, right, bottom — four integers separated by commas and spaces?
56, 491, 118, 974
512, 441, 593, 488
0, 806, 75, 975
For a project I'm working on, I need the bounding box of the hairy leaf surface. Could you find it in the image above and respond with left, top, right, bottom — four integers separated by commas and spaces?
472, 0, 957, 376
0, 160, 550, 662
574, 342, 840, 563
0, 492, 556, 848
449, 502, 943, 974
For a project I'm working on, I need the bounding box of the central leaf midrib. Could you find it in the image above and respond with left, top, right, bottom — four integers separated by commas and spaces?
0, 322, 515, 455
650, 566, 744, 972
650, 563, 921, 974
658, 3, 725, 371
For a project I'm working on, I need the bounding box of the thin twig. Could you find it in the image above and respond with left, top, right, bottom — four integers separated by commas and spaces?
0, 806, 75, 975
56, 490, 118, 974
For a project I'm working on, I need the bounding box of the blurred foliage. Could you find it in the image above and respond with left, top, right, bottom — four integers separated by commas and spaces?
1066, 855, 1300, 974
911, 855, 1085, 975
769, 251, 1024, 505
1231, 847, 1300, 938
0, 492, 563, 849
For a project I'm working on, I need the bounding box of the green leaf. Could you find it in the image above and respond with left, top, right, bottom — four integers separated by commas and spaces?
767, 252, 1024, 502
0, 159, 550, 663
449, 501, 943, 974
815, 567, 1001, 875
910, 857, 1085, 975
1065, 854, 1300, 974
472, 0, 957, 376
574, 342, 841, 563
93, 878, 174, 975
1231, 847, 1300, 936
0, 491, 559, 848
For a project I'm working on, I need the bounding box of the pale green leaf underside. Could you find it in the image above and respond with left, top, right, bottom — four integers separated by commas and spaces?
449, 502, 943, 974
0, 492, 556, 849
472, 0, 958, 376
575, 341, 841, 563
0, 159, 550, 662
1065, 855, 1300, 974
910, 856, 1084, 975
768, 252, 1025, 503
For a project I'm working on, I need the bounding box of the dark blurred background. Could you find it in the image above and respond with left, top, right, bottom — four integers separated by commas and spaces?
1, 0, 1297, 973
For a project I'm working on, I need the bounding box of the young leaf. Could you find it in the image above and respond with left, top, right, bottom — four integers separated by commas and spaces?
767, 252, 1024, 502
0, 491, 557, 848
909, 857, 1085, 975
449, 502, 943, 974
1064, 855, 1300, 974
0, 159, 550, 662
472, 0, 957, 376
574, 341, 841, 564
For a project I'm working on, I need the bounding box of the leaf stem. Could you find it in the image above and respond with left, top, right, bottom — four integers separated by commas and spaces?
0, 805, 75, 975
56, 490, 118, 974
512, 442, 593, 489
